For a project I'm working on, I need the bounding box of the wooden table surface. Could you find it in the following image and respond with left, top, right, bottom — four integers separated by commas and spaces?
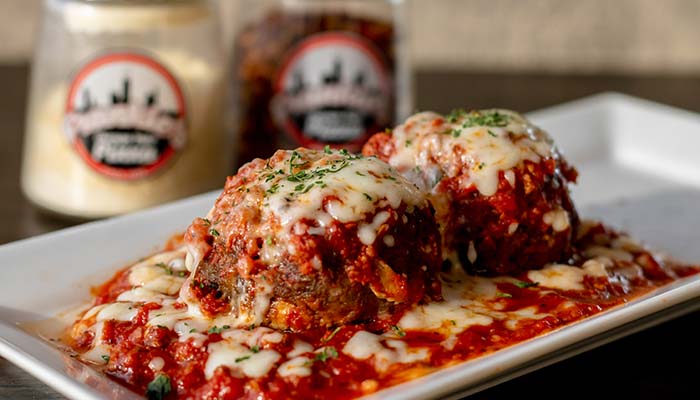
1, 64, 699, 399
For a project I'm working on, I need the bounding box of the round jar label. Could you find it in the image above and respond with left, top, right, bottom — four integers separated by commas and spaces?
64, 53, 187, 180
272, 32, 392, 150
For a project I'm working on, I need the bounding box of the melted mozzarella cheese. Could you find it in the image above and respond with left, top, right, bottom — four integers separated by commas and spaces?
205, 340, 281, 379
527, 259, 610, 291
278, 356, 312, 378
358, 211, 391, 245
75, 224, 647, 380
287, 340, 314, 358
95, 303, 138, 322
342, 331, 430, 373
252, 150, 424, 231
387, 110, 556, 197
543, 208, 570, 232
399, 267, 554, 336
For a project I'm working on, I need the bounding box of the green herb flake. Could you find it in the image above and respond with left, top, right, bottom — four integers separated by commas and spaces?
461, 110, 510, 128
487, 129, 498, 137
265, 236, 273, 246
146, 374, 171, 400
324, 145, 332, 154
363, 193, 373, 201
405, 140, 412, 147
497, 292, 513, 298
100, 354, 110, 363
391, 325, 406, 337
515, 280, 540, 289
314, 346, 338, 363
446, 108, 467, 123
208, 326, 223, 334
235, 355, 251, 363
251, 345, 260, 353
266, 183, 280, 195
355, 171, 366, 177
189, 328, 197, 333
450, 320, 457, 326
155, 262, 172, 275
478, 162, 485, 170
321, 326, 342, 343
209, 228, 220, 237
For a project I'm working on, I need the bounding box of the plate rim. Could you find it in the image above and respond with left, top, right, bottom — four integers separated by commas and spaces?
2, 91, 700, 399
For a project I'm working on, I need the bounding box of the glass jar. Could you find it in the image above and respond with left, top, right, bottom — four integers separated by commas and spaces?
232, 0, 411, 164
22, 0, 230, 219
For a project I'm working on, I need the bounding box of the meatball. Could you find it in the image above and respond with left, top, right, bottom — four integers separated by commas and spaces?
182, 148, 442, 331
362, 109, 579, 276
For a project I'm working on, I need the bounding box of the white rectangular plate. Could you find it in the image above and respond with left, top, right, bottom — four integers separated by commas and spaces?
2, 92, 700, 400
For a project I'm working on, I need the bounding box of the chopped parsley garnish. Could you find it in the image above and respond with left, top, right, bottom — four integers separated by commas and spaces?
303, 346, 339, 367
155, 262, 173, 275
235, 355, 251, 363
447, 109, 511, 128
178, 271, 187, 277
391, 325, 406, 337
207, 325, 229, 334
251, 345, 260, 353
100, 354, 110, 363
324, 145, 332, 154
355, 171, 365, 176
209, 228, 220, 237
497, 292, 513, 298
265, 236, 273, 246
201, 218, 211, 226
405, 140, 412, 147
487, 129, 497, 137
515, 280, 540, 289
464, 111, 510, 128
266, 183, 280, 194
450, 319, 457, 326
478, 162, 485, 170
363, 193, 373, 201
189, 328, 197, 333
146, 374, 171, 400
447, 108, 467, 123
321, 326, 342, 342
451, 128, 462, 137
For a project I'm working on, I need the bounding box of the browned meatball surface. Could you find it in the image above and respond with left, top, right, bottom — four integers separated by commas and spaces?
182, 148, 442, 331
363, 109, 579, 276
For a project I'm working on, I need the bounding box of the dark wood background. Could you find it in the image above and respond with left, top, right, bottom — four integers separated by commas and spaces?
1, 64, 699, 399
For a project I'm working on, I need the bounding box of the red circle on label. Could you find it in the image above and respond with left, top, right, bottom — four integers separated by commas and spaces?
274, 32, 392, 149
65, 53, 186, 180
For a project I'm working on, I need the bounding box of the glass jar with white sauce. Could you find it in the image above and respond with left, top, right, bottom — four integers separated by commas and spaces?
22, 0, 230, 219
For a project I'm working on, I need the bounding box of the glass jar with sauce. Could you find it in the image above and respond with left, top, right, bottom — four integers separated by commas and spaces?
232, 0, 411, 164
22, 0, 230, 219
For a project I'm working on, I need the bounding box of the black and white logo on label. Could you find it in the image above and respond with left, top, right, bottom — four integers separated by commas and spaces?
272, 32, 392, 149
64, 53, 187, 180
